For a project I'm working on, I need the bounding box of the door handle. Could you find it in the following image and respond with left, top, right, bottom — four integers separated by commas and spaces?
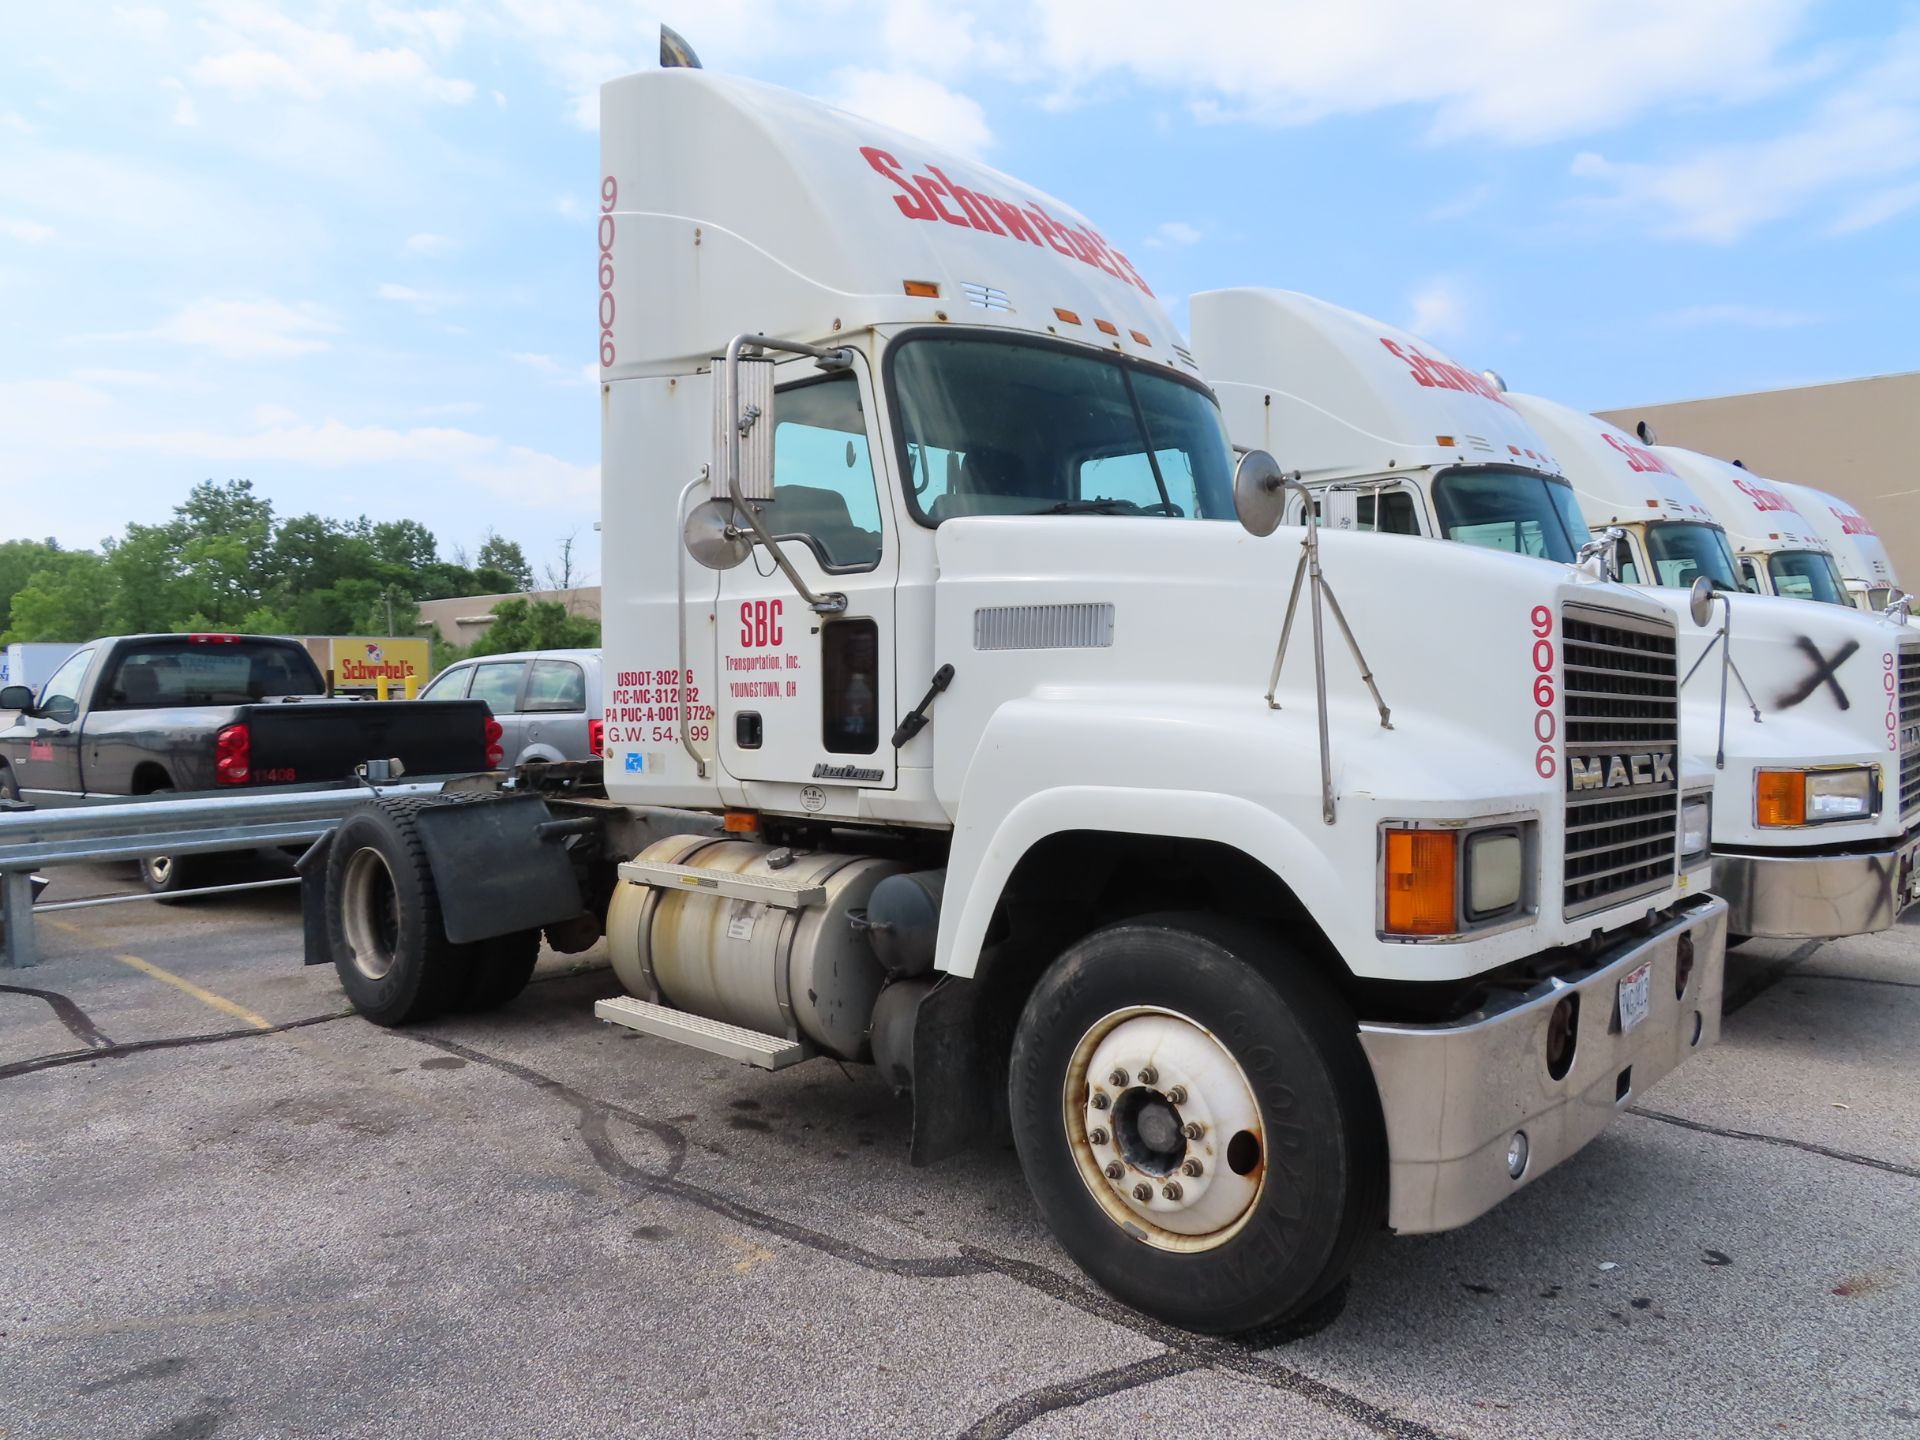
46, 728, 72, 738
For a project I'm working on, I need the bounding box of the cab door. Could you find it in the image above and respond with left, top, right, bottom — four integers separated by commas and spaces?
715, 356, 898, 798
11, 647, 93, 799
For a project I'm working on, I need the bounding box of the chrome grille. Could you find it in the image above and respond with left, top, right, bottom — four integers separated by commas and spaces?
1901, 642, 1920, 820
1562, 605, 1680, 919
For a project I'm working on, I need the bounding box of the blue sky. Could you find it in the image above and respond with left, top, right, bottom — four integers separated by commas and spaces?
4, 1, 1918, 584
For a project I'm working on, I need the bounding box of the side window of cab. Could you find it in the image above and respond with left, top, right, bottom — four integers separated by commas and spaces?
769, 373, 884, 571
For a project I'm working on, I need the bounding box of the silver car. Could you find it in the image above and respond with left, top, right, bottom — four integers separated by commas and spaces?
419, 648, 603, 764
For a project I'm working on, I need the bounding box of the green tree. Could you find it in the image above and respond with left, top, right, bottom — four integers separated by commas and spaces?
475, 531, 533, 591
4, 552, 116, 641
464, 598, 600, 657
0, 539, 64, 635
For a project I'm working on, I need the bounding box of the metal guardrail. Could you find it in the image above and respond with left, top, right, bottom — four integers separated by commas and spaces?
0, 782, 443, 969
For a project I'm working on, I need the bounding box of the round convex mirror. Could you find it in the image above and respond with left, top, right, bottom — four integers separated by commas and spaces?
1688, 575, 1716, 628
1232, 449, 1289, 537
684, 498, 752, 570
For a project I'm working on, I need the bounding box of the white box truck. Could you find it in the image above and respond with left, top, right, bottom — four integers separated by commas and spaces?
1191, 287, 1920, 945
304, 57, 1726, 1334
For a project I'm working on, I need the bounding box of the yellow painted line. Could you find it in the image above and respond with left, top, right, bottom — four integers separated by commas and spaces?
107, 951, 275, 1031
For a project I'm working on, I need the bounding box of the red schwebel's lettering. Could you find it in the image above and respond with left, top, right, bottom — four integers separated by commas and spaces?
1600, 431, 1675, 475
1731, 476, 1793, 513
1833, 506, 1878, 536
1378, 338, 1511, 408
859, 146, 1153, 296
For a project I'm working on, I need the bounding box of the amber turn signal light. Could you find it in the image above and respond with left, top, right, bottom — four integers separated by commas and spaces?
1754, 770, 1806, 827
1384, 829, 1458, 936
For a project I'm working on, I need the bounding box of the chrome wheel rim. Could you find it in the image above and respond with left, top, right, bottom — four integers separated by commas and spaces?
340, 848, 401, 981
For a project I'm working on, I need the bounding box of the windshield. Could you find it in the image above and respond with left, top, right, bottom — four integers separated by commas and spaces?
100, 639, 323, 709
1430, 468, 1589, 563
1869, 586, 1896, 612
1767, 550, 1849, 606
887, 334, 1236, 523
1643, 522, 1742, 591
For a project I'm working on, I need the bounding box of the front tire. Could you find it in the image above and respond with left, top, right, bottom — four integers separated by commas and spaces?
1009, 913, 1386, 1335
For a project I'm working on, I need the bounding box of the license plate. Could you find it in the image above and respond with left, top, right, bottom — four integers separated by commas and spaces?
1618, 961, 1652, 1034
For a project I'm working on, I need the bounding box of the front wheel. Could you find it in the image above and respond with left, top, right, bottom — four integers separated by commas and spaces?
1009, 914, 1386, 1335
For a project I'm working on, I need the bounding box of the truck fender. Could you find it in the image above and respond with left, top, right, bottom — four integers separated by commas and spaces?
933, 784, 1347, 979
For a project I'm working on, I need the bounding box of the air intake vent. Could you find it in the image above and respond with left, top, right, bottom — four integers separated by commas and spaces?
973, 603, 1114, 651
1561, 605, 1679, 919
961, 282, 1011, 312
1171, 343, 1197, 369
1901, 642, 1920, 820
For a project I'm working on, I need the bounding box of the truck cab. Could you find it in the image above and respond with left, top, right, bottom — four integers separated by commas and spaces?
1643, 448, 1852, 607
1187, 286, 1920, 945
314, 64, 1727, 1336
1772, 479, 1903, 613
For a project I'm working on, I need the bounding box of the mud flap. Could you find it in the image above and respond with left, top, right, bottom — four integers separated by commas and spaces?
296, 832, 334, 966
413, 794, 585, 944
908, 975, 995, 1166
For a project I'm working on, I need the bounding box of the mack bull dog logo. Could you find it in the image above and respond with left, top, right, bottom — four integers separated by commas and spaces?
1569, 752, 1676, 792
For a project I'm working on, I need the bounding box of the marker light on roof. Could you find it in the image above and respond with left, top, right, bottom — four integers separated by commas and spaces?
903, 279, 940, 298
1129, 329, 1151, 346
1435, 435, 1455, 448
1053, 307, 1081, 325
1094, 318, 1118, 336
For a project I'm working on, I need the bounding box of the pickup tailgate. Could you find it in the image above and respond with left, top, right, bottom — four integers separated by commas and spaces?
239, 699, 491, 784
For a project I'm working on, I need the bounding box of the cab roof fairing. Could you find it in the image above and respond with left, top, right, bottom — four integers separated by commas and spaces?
596, 69, 1183, 381
1188, 287, 1564, 485
1503, 391, 1723, 532
1651, 445, 1833, 556
1774, 479, 1898, 585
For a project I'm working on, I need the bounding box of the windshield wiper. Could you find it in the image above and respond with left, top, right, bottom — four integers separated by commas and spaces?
1035, 497, 1143, 516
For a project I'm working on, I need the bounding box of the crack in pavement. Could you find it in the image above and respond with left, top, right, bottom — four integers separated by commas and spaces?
1629, 1106, 1920, 1181
953, 1352, 1208, 1439
408, 1032, 1449, 1440
0, 1010, 353, 1080
0, 982, 115, 1050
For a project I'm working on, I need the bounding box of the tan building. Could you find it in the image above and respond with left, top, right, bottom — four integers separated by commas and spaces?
415, 585, 602, 649
1596, 370, 1920, 584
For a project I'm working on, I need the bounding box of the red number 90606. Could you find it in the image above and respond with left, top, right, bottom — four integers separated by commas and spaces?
1530, 605, 1557, 779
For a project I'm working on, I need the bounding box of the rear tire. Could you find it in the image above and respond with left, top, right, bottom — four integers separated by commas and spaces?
0, 765, 21, 804
325, 798, 461, 1026
1008, 912, 1386, 1335
455, 929, 542, 1012
139, 785, 208, 902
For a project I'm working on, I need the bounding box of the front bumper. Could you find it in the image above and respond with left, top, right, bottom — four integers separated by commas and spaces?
1358, 895, 1727, 1235
1711, 828, 1920, 938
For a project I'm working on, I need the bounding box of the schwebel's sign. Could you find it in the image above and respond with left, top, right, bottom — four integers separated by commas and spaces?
860, 147, 1154, 296
329, 637, 428, 685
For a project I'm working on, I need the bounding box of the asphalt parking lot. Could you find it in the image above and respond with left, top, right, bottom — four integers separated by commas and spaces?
3, 865, 1917, 1440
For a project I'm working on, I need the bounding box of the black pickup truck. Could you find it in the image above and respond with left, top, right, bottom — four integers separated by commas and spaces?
0, 633, 500, 892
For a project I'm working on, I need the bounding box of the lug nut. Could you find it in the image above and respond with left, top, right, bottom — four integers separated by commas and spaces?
1090, 1092, 1110, 1111
1161, 1181, 1182, 1201
1088, 1127, 1109, 1146
1108, 1068, 1129, 1087
1138, 1066, 1158, 1086
1182, 1121, 1205, 1140
1181, 1158, 1203, 1177
1132, 1183, 1153, 1202
1105, 1161, 1125, 1180
1165, 1085, 1187, 1105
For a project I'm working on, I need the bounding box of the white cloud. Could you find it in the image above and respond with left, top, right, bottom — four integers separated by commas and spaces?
402, 231, 458, 256
825, 68, 992, 158
378, 281, 459, 308
0, 112, 33, 135
514, 352, 565, 375
1571, 22, 1920, 240
419, 399, 483, 416
1661, 304, 1823, 329
69, 367, 218, 394
1425, 182, 1494, 222
191, 2, 475, 105
1143, 220, 1203, 248
111, 298, 341, 359
370, 4, 467, 51
1028, 0, 1812, 145
0, 217, 55, 243
1407, 278, 1468, 341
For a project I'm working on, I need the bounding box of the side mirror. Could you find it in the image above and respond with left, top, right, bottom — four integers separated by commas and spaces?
684, 497, 751, 571
1233, 449, 1289, 537
1319, 491, 1360, 533
712, 353, 776, 503
1574, 525, 1625, 580
0, 684, 34, 713
1688, 576, 1717, 628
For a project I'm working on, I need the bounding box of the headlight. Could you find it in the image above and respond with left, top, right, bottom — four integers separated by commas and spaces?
1680, 794, 1711, 861
1382, 821, 1533, 938
1465, 828, 1524, 918
1754, 766, 1878, 827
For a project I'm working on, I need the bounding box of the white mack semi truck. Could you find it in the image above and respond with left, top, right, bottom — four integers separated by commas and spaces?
1772, 479, 1904, 614
1645, 446, 1853, 607
306, 57, 1727, 1335
1191, 287, 1920, 945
